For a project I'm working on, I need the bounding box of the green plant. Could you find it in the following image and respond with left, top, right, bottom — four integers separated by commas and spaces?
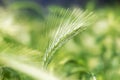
1, 1, 120, 80
0, 4, 94, 80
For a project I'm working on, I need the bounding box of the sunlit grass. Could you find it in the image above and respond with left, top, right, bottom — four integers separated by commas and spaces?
0, 1, 120, 80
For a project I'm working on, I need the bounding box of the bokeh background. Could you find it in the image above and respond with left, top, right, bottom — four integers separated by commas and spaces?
0, 0, 120, 80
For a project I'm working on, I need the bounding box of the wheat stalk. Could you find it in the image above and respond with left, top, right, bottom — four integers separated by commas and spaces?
43, 8, 93, 68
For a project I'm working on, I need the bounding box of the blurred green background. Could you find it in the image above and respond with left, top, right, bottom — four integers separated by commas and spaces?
0, 0, 120, 80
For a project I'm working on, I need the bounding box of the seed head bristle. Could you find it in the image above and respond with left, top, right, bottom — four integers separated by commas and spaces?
43, 8, 93, 68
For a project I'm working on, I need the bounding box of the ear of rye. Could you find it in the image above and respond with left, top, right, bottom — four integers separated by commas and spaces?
43, 8, 93, 68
